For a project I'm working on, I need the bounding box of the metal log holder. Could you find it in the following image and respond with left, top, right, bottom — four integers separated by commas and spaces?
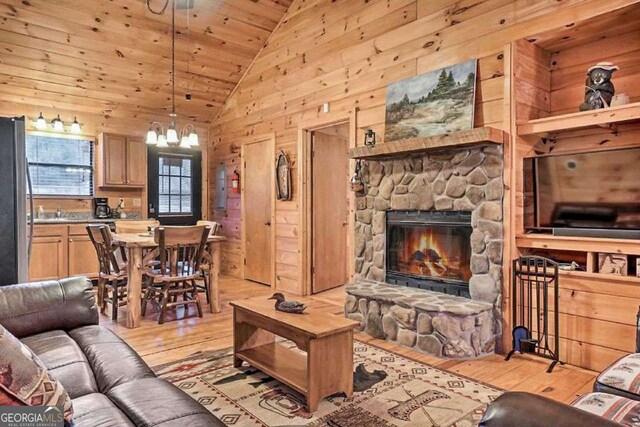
505, 256, 563, 373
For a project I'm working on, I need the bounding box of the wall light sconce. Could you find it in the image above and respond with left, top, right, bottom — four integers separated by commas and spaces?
364, 129, 376, 147
35, 112, 47, 130
70, 117, 82, 134
51, 115, 64, 132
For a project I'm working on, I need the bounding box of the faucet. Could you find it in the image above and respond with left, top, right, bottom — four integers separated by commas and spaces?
55, 207, 62, 219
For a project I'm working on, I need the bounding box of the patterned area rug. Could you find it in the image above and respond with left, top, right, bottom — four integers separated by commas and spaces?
153, 341, 501, 426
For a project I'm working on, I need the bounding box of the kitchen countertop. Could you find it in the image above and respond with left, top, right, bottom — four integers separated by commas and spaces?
31, 217, 139, 224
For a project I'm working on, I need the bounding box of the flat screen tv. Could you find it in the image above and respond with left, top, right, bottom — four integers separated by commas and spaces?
523, 147, 640, 237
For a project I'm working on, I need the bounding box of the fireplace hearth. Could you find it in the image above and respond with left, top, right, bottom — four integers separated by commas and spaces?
386, 211, 472, 297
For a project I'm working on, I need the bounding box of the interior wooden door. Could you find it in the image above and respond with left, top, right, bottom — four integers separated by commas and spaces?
242, 138, 274, 285
311, 126, 349, 293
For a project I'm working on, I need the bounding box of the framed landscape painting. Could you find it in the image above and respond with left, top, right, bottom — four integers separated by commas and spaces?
384, 59, 478, 142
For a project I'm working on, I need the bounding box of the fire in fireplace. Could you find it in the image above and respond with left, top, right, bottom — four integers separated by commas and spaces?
386, 211, 472, 297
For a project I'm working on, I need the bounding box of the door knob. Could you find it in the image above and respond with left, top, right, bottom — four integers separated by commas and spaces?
265, 220, 271, 226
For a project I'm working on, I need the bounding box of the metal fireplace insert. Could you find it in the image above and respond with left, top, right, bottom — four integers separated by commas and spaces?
386, 210, 472, 297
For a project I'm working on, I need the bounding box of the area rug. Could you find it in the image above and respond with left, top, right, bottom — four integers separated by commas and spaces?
153, 341, 501, 426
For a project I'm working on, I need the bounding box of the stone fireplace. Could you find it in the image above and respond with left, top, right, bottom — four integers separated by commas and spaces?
346, 145, 504, 358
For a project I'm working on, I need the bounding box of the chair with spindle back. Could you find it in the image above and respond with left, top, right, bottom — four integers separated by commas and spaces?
195, 220, 221, 303
115, 220, 160, 234
141, 225, 210, 324
86, 224, 128, 321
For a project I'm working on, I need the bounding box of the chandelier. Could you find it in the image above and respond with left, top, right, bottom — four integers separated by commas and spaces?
145, 0, 198, 148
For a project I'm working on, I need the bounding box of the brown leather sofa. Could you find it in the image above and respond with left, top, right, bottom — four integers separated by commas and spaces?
0, 277, 224, 427
479, 392, 622, 427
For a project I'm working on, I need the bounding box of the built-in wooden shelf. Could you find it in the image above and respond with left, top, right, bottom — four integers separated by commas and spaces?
235, 342, 308, 394
518, 102, 640, 138
516, 233, 640, 256
349, 126, 506, 159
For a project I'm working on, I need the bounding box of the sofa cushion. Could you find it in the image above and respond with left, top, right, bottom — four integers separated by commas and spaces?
72, 393, 135, 427
0, 277, 98, 339
572, 392, 640, 426
0, 324, 73, 423
107, 377, 224, 427
21, 330, 98, 399
594, 353, 640, 400
68, 325, 155, 393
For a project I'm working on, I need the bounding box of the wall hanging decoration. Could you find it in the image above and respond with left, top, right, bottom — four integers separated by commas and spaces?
384, 58, 477, 142
275, 150, 292, 200
364, 129, 376, 147
350, 160, 365, 193
579, 62, 619, 111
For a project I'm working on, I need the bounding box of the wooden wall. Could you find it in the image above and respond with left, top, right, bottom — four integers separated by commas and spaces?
209, 0, 636, 290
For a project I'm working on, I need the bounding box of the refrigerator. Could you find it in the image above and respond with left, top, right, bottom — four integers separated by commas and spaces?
0, 116, 30, 285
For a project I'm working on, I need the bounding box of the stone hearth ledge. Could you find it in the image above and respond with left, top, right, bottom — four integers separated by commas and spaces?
346, 281, 497, 359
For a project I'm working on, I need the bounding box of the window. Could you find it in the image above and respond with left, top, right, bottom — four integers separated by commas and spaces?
26, 135, 93, 196
158, 155, 192, 214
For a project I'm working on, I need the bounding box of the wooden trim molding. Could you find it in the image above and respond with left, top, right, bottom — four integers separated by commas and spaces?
298, 109, 357, 295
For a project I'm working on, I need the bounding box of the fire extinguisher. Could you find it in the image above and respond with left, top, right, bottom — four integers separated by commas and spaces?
232, 170, 240, 193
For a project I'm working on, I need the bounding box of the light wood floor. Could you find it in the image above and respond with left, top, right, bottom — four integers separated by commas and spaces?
102, 275, 598, 405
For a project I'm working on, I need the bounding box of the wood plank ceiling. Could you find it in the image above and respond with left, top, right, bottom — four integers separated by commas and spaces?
0, 0, 291, 135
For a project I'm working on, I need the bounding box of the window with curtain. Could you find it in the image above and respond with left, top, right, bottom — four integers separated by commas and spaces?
26, 134, 93, 196
158, 155, 192, 214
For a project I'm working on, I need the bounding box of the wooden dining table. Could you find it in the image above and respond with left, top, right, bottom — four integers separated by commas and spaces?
112, 232, 225, 328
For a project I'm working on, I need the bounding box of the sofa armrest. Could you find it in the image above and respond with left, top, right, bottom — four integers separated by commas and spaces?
0, 277, 98, 338
480, 392, 622, 427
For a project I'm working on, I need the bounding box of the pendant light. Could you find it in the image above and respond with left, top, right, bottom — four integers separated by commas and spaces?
143, 0, 197, 149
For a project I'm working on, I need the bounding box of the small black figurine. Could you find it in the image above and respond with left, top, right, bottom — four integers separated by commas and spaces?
268, 292, 307, 314
579, 62, 619, 111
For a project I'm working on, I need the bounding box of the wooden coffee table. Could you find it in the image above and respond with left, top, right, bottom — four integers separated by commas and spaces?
230, 296, 360, 412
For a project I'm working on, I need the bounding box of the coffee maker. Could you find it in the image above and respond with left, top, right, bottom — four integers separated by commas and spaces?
93, 197, 112, 219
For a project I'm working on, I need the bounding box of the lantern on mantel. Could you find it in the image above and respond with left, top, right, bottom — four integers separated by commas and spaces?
364, 129, 376, 147
350, 160, 365, 193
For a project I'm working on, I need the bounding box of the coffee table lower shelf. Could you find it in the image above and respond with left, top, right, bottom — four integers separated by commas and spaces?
235, 342, 308, 395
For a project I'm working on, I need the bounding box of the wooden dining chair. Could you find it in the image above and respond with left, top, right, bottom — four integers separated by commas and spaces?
86, 224, 128, 321
115, 220, 160, 234
141, 225, 211, 324
195, 220, 221, 304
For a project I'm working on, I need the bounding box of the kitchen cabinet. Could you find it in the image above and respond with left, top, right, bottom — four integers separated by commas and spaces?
28, 224, 100, 281
28, 225, 68, 281
68, 225, 100, 277
97, 133, 147, 187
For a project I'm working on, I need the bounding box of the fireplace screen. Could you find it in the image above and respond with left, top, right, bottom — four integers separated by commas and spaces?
386, 211, 472, 285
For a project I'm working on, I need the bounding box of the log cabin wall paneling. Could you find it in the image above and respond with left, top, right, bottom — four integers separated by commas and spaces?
209, 0, 640, 370
209, 0, 636, 285
0, 0, 292, 136
0, 0, 292, 214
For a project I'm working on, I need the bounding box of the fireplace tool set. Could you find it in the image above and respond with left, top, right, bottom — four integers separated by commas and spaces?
505, 256, 563, 373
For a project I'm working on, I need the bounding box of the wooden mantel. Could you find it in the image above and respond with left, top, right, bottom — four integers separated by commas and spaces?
349, 127, 507, 160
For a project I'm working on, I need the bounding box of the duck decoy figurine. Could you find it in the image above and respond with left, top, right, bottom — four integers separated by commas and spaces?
268, 292, 306, 314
